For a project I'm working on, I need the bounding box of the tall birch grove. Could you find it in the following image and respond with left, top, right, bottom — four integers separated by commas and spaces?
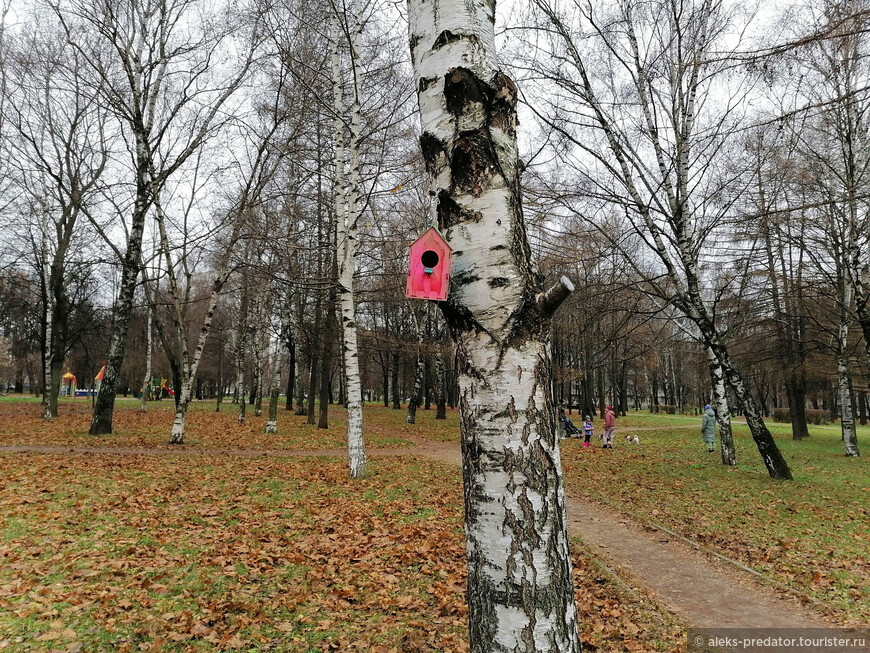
407, 0, 580, 649
50, 0, 259, 436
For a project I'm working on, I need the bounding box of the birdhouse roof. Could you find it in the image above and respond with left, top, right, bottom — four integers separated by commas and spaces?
410, 227, 451, 252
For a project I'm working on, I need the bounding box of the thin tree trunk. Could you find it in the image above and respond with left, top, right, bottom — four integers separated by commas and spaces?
140, 304, 152, 413
307, 297, 323, 425
253, 308, 265, 417
382, 356, 389, 407
837, 323, 860, 457
435, 351, 446, 419
391, 351, 401, 409
706, 347, 736, 466
286, 332, 295, 411
332, 15, 367, 476
408, 1, 580, 648
236, 284, 249, 425
266, 301, 293, 433
318, 292, 336, 430
89, 136, 151, 436
265, 344, 282, 434
406, 349, 424, 424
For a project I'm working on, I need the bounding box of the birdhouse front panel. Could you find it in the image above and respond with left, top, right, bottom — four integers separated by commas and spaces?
405, 227, 452, 301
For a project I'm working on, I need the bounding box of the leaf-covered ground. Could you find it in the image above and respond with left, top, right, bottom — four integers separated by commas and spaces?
560, 412, 870, 624
0, 400, 429, 450
0, 399, 685, 652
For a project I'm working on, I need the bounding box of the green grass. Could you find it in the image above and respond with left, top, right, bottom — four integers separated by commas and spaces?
561, 412, 870, 623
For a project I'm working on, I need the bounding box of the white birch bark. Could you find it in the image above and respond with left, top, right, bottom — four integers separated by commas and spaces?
264, 339, 282, 434
406, 312, 425, 424
435, 351, 447, 419
408, 0, 579, 648
332, 14, 367, 477
168, 275, 229, 444
140, 304, 152, 413
265, 303, 292, 434
706, 346, 736, 466
253, 295, 267, 418
235, 316, 247, 424
41, 211, 53, 422
836, 300, 860, 457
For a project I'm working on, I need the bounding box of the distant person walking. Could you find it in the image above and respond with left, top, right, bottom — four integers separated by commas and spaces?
701, 404, 716, 453
602, 405, 616, 449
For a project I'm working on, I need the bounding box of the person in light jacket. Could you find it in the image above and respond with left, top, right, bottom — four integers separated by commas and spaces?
701, 404, 716, 453
602, 405, 616, 449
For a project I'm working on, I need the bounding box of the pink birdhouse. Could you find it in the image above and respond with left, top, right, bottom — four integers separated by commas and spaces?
405, 227, 452, 301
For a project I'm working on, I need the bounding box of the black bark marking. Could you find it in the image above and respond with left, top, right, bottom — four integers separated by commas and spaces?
452, 130, 498, 196
409, 34, 421, 61
436, 189, 481, 229
418, 76, 437, 93
444, 67, 486, 116
452, 270, 481, 287
488, 276, 510, 288
489, 72, 518, 135
433, 29, 462, 49
420, 133, 447, 177
508, 398, 518, 423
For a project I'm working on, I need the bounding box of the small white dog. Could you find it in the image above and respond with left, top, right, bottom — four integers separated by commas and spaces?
625, 434, 640, 444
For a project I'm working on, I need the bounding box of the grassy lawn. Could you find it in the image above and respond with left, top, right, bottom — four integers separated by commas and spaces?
0, 400, 685, 652
561, 411, 870, 624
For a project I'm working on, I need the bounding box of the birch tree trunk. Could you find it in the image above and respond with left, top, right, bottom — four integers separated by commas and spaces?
408, 0, 580, 648
265, 303, 292, 434
332, 14, 367, 477
836, 319, 860, 457
391, 350, 401, 409
264, 341, 282, 434
285, 330, 295, 412
706, 347, 736, 466
41, 214, 53, 422
236, 282, 249, 425
140, 304, 152, 413
253, 303, 265, 418
318, 279, 338, 430
435, 351, 447, 419
406, 348, 424, 424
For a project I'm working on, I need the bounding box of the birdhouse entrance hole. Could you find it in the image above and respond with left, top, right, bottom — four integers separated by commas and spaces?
421, 250, 439, 273
405, 227, 452, 301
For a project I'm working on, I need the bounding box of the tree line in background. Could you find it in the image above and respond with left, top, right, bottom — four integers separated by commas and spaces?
1, 0, 868, 466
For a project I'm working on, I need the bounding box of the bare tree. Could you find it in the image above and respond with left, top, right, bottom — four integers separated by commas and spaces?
4, 22, 110, 419
50, 0, 261, 435
522, 0, 793, 478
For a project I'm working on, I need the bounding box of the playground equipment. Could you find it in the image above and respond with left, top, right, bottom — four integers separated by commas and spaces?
142, 377, 174, 400
60, 372, 76, 396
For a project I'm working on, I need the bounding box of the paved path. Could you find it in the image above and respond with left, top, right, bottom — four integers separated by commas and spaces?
1, 439, 834, 629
